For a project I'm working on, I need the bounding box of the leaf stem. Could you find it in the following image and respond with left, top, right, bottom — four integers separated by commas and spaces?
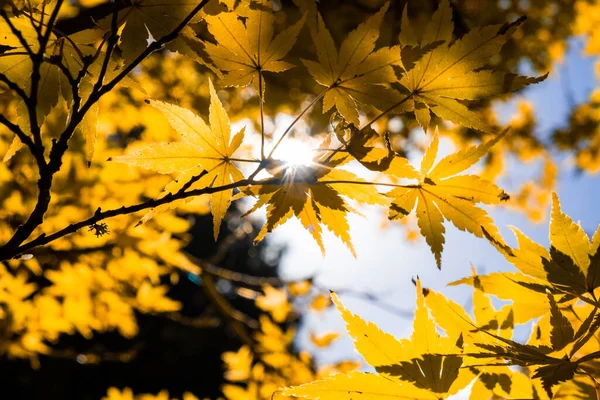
259, 71, 266, 159
323, 93, 413, 164
363, 93, 413, 130
320, 180, 415, 189
267, 87, 329, 159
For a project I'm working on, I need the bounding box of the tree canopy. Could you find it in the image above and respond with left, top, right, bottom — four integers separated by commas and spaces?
1, 0, 600, 399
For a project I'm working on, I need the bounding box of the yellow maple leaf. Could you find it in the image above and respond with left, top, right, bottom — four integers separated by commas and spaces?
309, 331, 340, 348
309, 293, 331, 312
387, 130, 508, 268
256, 285, 291, 322
135, 281, 181, 313
223, 345, 253, 382
111, 79, 246, 239
100, 0, 202, 66
236, 143, 387, 256
203, 0, 305, 91
399, 0, 547, 133
279, 280, 474, 399
490, 193, 598, 296
295, 0, 403, 126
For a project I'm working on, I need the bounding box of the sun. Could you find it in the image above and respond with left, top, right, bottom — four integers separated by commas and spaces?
273, 138, 315, 168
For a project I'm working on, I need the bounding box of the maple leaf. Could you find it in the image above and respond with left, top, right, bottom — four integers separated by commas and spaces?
387, 130, 509, 268
425, 268, 515, 348
203, 0, 305, 91
309, 331, 340, 348
332, 119, 419, 177
295, 0, 405, 126
279, 280, 474, 399
235, 141, 388, 257
547, 291, 575, 352
255, 285, 291, 323
100, 0, 203, 66
478, 193, 598, 297
0, 15, 71, 123
0, 19, 136, 164
111, 79, 246, 239
399, 0, 547, 133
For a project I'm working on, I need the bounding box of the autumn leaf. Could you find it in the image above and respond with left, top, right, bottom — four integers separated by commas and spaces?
309, 331, 340, 348
111, 79, 246, 239
547, 291, 575, 352
0, 15, 71, 123
279, 371, 437, 400
483, 193, 598, 296
203, 0, 305, 91
295, 0, 405, 125
222, 345, 253, 382
256, 285, 291, 323
310, 294, 331, 312
236, 141, 388, 256
279, 280, 474, 399
100, 0, 203, 66
399, 0, 547, 133
387, 130, 509, 268
287, 280, 312, 296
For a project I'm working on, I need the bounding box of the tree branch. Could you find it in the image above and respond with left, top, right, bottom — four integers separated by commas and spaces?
2, 177, 258, 260
0, 10, 34, 56
0, 0, 211, 260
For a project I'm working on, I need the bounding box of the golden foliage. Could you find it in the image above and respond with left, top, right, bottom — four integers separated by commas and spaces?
0, 0, 597, 399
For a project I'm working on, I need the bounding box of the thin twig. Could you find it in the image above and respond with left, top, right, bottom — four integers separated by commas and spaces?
0, 73, 30, 104
323, 93, 413, 164
259, 71, 266, 159
267, 87, 329, 159
4, 177, 262, 260
0, 10, 35, 56
0, 114, 45, 168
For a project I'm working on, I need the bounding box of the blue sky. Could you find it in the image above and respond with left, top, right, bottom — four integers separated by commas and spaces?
270, 38, 600, 372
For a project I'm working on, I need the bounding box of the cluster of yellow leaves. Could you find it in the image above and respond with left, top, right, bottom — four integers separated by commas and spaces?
0, 64, 201, 363
106, 0, 545, 268
281, 245, 600, 400
280, 279, 540, 399
552, 0, 600, 175
221, 279, 362, 400
112, 79, 245, 239
449, 193, 600, 397
1, 1, 593, 399
103, 387, 199, 400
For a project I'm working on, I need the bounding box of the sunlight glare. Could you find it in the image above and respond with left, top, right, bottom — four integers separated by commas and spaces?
274, 138, 315, 167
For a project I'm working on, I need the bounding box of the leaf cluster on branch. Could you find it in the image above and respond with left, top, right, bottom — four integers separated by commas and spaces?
0, 0, 599, 399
